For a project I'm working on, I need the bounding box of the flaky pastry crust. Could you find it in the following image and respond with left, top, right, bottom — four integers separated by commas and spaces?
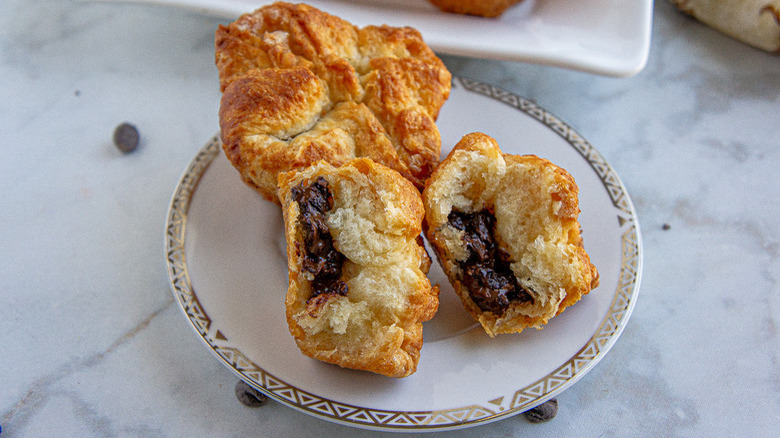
670, 0, 780, 53
216, 2, 451, 201
422, 133, 598, 337
278, 158, 439, 377
428, 0, 525, 17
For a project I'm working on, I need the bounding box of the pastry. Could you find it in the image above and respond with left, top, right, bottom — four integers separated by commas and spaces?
216, 2, 452, 202
277, 158, 439, 377
422, 132, 598, 337
428, 0, 525, 18
670, 0, 780, 53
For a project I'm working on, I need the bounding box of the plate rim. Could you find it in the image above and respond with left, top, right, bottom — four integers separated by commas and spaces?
164, 76, 643, 431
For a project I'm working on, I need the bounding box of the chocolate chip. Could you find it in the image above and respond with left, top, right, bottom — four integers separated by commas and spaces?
449, 209, 532, 314
113, 122, 139, 153
292, 177, 348, 300
234, 380, 267, 407
523, 398, 558, 423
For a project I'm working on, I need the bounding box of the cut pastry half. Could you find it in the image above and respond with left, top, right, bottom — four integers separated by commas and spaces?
422, 132, 598, 337
278, 158, 439, 377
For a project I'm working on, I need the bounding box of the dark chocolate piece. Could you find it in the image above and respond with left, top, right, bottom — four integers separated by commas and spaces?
523, 398, 558, 423
449, 209, 532, 314
235, 380, 268, 407
291, 177, 348, 299
113, 122, 139, 153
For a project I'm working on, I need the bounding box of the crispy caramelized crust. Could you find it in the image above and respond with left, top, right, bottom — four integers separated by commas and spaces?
278, 159, 439, 378
422, 133, 599, 337
216, 2, 451, 201
428, 0, 525, 18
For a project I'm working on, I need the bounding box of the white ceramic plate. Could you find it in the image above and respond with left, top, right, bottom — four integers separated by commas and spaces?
106, 0, 652, 77
165, 76, 642, 431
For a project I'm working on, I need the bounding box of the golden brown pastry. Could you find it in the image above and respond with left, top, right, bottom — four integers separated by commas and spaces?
422, 133, 598, 337
670, 0, 780, 52
216, 2, 452, 202
428, 0, 525, 18
278, 158, 439, 378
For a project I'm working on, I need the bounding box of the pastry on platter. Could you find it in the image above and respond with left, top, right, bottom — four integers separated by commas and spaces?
277, 158, 439, 377
428, 0, 525, 17
216, 2, 452, 202
422, 132, 599, 337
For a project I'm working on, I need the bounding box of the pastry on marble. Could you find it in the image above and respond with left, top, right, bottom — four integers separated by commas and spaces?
670, 0, 780, 52
421, 132, 599, 337
428, 0, 525, 17
216, 2, 452, 202
277, 158, 439, 378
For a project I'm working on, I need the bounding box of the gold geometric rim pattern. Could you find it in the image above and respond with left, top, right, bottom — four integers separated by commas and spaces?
164, 76, 642, 431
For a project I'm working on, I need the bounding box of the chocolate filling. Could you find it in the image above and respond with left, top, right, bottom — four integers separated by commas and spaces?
448, 209, 532, 314
291, 176, 348, 300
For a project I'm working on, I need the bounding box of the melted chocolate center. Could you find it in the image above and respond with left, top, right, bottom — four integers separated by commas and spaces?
448, 209, 532, 314
291, 177, 348, 299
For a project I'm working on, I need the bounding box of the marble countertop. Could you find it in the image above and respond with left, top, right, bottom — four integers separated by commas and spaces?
1, 1, 778, 436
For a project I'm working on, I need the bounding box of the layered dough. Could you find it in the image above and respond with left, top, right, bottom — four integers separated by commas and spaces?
422, 133, 599, 337
428, 0, 525, 17
278, 159, 439, 378
671, 0, 780, 52
217, 2, 452, 202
